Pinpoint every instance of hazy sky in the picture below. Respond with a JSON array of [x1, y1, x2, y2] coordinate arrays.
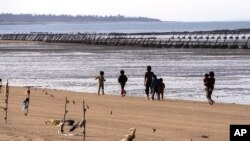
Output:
[[0, 0, 250, 21]]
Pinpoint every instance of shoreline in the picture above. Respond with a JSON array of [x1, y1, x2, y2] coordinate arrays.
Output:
[[1, 40, 250, 105], [1, 86, 250, 141], [6, 83, 250, 106]]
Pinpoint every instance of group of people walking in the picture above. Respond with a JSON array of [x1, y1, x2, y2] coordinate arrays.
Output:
[[95, 70, 128, 97], [95, 65, 215, 104], [95, 65, 165, 100], [144, 66, 165, 100]]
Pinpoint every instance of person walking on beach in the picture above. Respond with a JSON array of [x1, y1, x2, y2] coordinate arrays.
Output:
[[118, 70, 128, 97], [151, 75, 159, 100], [205, 71, 215, 105], [144, 65, 154, 100], [159, 78, 165, 101], [95, 71, 106, 96]]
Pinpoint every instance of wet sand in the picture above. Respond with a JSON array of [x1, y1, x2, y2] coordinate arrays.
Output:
[[0, 86, 250, 141], [0, 40, 37, 44]]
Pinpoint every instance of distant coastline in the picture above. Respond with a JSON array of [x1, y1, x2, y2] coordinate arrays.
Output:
[[0, 13, 161, 24]]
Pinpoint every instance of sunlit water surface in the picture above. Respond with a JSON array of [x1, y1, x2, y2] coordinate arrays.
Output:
[[1, 42, 250, 104]]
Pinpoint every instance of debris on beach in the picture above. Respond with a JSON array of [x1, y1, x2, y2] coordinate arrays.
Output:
[[45, 119, 61, 126], [45, 119, 74, 126], [152, 128, 156, 133], [201, 135, 209, 138], [120, 128, 136, 141], [57, 98, 87, 139], [22, 88, 31, 116]]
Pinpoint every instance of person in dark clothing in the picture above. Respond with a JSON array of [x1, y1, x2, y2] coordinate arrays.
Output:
[[118, 70, 128, 97], [203, 73, 209, 91], [203, 73, 209, 86], [206, 71, 215, 105], [151, 75, 159, 100], [144, 66, 154, 100], [158, 78, 165, 101]]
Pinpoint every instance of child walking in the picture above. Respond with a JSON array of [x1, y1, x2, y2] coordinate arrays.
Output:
[[95, 71, 106, 96], [158, 78, 165, 101], [203, 73, 209, 91], [118, 70, 128, 97], [151, 75, 159, 100]]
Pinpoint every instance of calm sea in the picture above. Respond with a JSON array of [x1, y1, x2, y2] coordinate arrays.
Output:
[[1, 22, 250, 105], [1, 21, 250, 33], [0, 42, 250, 105]]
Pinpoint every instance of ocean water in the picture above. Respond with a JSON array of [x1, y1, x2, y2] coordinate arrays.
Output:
[[0, 42, 250, 105], [1, 21, 250, 33]]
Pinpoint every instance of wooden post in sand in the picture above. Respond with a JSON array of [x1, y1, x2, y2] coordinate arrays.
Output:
[[4, 80, 9, 124], [60, 97, 69, 133], [0, 78, 2, 93], [82, 100, 87, 141], [64, 97, 69, 121]]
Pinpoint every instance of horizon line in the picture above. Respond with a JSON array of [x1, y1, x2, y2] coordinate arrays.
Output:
[[1, 13, 250, 23]]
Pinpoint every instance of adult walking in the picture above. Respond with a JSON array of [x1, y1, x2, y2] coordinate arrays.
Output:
[[144, 66, 154, 100], [206, 71, 215, 105]]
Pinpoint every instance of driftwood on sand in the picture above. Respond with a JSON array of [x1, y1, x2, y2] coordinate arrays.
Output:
[[45, 119, 74, 126], [120, 128, 136, 141]]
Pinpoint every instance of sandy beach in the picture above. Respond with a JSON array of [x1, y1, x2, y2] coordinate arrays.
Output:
[[0, 86, 249, 141]]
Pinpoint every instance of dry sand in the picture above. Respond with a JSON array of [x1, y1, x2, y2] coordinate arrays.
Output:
[[0, 86, 250, 141]]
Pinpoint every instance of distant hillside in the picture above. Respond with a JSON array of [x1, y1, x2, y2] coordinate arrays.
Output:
[[0, 13, 161, 23]]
